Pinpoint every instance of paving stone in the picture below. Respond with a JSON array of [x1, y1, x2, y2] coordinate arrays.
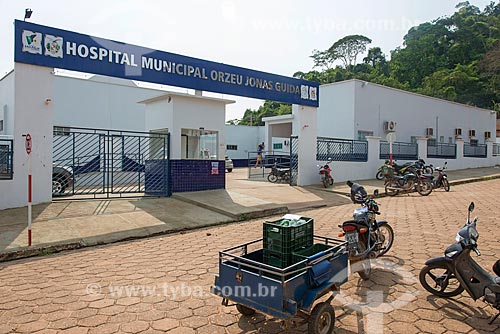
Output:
[[151, 318, 179, 331], [1, 180, 500, 334], [15, 320, 49, 333], [87, 323, 120, 334], [120, 321, 149, 333]]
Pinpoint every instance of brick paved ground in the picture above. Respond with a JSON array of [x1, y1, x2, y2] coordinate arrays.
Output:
[[0, 180, 499, 333]]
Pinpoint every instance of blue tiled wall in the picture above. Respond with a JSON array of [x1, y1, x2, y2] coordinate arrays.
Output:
[[170, 159, 225, 193]]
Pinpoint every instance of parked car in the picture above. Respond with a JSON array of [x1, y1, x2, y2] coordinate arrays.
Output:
[[52, 165, 74, 196], [225, 156, 233, 172]]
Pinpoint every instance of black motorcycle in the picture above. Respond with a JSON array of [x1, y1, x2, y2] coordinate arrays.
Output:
[[425, 161, 450, 191], [339, 182, 394, 280], [384, 169, 433, 196], [419, 202, 500, 324], [267, 162, 290, 183], [376, 160, 414, 180]]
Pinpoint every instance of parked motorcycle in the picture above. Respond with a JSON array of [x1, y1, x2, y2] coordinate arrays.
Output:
[[376, 160, 416, 180], [375, 159, 432, 180], [338, 182, 394, 280], [414, 158, 434, 175], [267, 162, 290, 183], [318, 160, 334, 188], [426, 162, 450, 191], [419, 202, 500, 324], [384, 168, 433, 196]]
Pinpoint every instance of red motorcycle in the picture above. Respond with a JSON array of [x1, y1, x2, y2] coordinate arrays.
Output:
[[318, 161, 334, 188]]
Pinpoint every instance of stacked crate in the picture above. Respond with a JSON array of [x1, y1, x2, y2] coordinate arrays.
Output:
[[263, 215, 314, 268]]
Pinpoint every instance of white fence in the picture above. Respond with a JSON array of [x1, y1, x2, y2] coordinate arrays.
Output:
[[317, 136, 500, 183]]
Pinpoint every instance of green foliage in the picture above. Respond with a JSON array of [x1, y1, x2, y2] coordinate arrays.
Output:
[[237, 1, 500, 125], [328, 35, 372, 67], [238, 101, 292, 126]]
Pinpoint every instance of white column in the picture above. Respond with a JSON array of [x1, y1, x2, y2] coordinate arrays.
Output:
[[484, 139, 494, 167], [455, 138, 464, 160], [292, 104, 317, 186], [366, 136, 381, 173], [13, 64, 54, 206], [416, 137, 428, 160]]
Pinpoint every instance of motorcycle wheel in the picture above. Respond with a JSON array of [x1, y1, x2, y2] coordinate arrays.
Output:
[[376, 224, 394, 257], [328, 176, 334, 185], [442, 178, 450, 192], [419, 263, 464, 297], [267, 174, 278, 183], [322, 176, 329, 188], [423, 166, 433, 174], [351, 259, 371, 280], [376, 171, 384, 180], [384, 180, 399, 197], [416, 180, 433, 196]]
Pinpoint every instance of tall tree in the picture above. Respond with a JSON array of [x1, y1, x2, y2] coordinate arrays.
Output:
[[328, 35, 372, 67]]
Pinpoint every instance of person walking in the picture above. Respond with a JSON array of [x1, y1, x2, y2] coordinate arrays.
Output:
[[255, 144, 263, 168]]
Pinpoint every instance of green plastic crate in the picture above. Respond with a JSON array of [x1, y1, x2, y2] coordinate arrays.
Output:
[[262, 216, 314, 268], [291, 243, 343, 263], [263, 216, 313, 253], [262, 249, 291, 268]]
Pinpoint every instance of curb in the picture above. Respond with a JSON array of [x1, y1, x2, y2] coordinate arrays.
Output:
[[172, 194, 288, 221], [2, 174, 499, 263], [0, 208, 289, 264]]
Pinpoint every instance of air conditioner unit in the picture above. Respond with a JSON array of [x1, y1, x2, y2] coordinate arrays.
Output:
[[455, 128, 462, 137], [383, 120, 397, 132], [484, 131, 491, 139], [469, 129, 476, 138], [425, 128, 434, 137]]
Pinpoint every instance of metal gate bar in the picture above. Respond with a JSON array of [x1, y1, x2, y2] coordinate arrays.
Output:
[[52, 126, 170, 200], [289, 136, 298, 186]]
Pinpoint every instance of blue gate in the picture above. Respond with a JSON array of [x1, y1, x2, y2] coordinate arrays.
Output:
[[52, 126, 170, 199]]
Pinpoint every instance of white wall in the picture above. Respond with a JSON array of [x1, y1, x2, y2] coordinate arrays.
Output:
[[0, 71, 15, 135], [173, 96, 227, 160], [318, 81, 355, 138], [225, 125, 263, 160], [53, 75, 164, 131], [144, 99, 174, 133], [0, 64, 54, 210], [353, 80, 497, 144]]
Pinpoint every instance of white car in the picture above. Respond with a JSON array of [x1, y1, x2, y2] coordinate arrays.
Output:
[[225, 156, 233, 173]]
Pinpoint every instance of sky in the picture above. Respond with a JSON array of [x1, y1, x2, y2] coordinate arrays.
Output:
[[0, 0, 496, 121]]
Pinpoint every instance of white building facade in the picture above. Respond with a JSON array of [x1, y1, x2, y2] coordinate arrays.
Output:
[[318, 79, 497, 144]]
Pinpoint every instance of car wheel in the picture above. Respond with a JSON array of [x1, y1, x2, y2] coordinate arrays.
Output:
[[52, 174, 67, 195]]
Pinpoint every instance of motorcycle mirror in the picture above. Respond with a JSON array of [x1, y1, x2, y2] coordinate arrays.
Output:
[[444, 161, 448, 165], [469, 202, 475, 213]]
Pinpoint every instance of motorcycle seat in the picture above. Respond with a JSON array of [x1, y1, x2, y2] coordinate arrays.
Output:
[[342, 219, 369, 227]]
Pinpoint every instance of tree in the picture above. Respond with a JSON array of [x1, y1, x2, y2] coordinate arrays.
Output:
[[328, 35, 372, 67], [310, 49, 336, 70], [238, 101, 292, 126], [363, 47, 386, 67]]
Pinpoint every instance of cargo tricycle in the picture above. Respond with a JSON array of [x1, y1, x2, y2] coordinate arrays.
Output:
[[211, 235, 348, 334]]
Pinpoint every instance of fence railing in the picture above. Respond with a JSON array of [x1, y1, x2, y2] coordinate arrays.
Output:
[[317, 137, 368, 162], [380, 141, 418, 160], [427, 143, 457, 159], [0, 139, 13, 180], [493, 143, 500, 156], [464, 143, 487, 158]]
